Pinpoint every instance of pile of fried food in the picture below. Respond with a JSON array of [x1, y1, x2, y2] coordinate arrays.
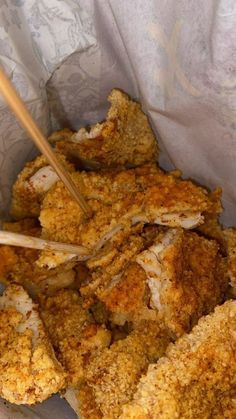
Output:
[[0, 89, 236, 419]]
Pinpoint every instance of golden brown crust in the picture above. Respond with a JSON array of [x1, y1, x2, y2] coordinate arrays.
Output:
[[121, 300, 236, 419], [85, 321, 170, 419], [40, 164, 211, 252], [83, 227, 228, 336], [0, 284, 66, 404], [197, 188, 224, 246], [55, 89, 158, 169], [48, 128, 74, 144], [76, 383, 103, 419], [40, 289, 111, 387], [10, 153, 75, 219], [1, 220, 76, 297], [153, 229, 228, 336], [224, 228, 236, 294], [0, 246, 18, 280], [101, 262, 147, 315]]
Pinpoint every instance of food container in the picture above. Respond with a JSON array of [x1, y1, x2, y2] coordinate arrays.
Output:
[[0, 1, 236, 417]]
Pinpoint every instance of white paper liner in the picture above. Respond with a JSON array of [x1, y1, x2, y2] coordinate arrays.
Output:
[[1, 0, 236, 417]]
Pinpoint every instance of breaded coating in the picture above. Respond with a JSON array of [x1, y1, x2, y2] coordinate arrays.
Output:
[[224, 228, 236, 294], [80, 226, 160, 314], [55, 89, 158, 169], [135, 228, 228, 336], [48, 128, 74, 144], [40, 164, 211, 258], [0, 284, 65, 404], [121, 300, 236, 419], [82, 227, 227, 336], [3, 218, 41, 236], [11, 153, 74, 219], [40, 289, 111, 387], [1, 220, 76, 297], [85, 321, 170, 419], [0, 246, 18, 280], [197, 188, 224, 247], [64, 384, 103, 419]]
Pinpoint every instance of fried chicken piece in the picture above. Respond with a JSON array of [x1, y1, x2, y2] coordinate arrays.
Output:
[[0, 284, 65, 404], [84, 321, 170, 419], [224, 228, 236, 295], [55, 89, 158, 170], [135, 228, 228, 336], [121, 300, 236, 419], [82, 227, 227, 336], [40, 289, 111, 388], [11, 153, 75, 219], [39, 164, 212, 269], [1, 220, 76, 297]]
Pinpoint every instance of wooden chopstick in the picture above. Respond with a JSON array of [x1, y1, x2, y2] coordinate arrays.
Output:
[[0, 67, 92, 218], [0, 231, 91, 260]]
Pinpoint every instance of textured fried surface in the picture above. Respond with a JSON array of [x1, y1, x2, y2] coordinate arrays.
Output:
[[224, 228, 236, 294], [11, 153, 74, 219], [66, 384, 103, 419], [121, 300, 236, 419], [1, 220, 76, 297], [0, 246, 18, 280], [55, 89, 158, 169], [137, 228, 228, 337], [82, 227, 227, 335], [40, 164, 211, 253], [197, 188, 224, 246], [80, 226, 160, 318], [85, 321, 170, 419], [0, 284, 65, 404], [48, 128, 74, 144], [40, 289, 111, 387]]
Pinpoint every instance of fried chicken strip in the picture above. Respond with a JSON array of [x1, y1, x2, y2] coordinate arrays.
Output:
[[55, 89, 158, 169], [0, 284, 66, 404], [121, 300, 236, 419], [10, 153, 75, 219]]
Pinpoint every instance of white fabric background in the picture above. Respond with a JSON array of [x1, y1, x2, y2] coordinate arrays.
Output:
[[0, 0, 236, 416]]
